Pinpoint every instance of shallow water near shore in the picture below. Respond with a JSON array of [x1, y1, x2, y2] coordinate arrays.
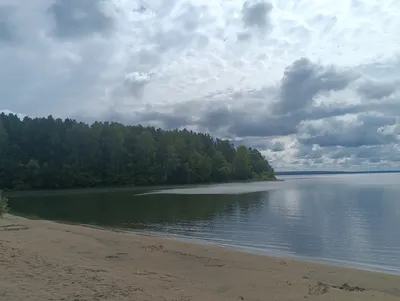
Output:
[[7, 173, 400, 274]]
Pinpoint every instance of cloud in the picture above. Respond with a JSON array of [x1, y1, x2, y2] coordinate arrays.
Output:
[[242, 1, 273, 29], [1, 0, 400, 170], [122, 72, 152, 99], [191, 59, 365, 138], [47, 0, 114, 39], [297, 114, 399, 148], [238, 1, 273, 41], [0, 5, 17, 43], [274, 58, 357, 114], [233, 137, 286, 152], [357, 79, 398, 100], [270, 141, 285, 152], [0, 109, 25, 119], [137, 110, 194, 130], [237, 31, 252, 41]]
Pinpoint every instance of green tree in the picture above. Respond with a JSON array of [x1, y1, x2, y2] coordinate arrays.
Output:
[[25, 159, 42, 188], [0, 119, 7, 151], [211, 151, 231, 182], [233, 145, 252, 180], [0, 112, 276, 190], [189, 151, 212, 182]]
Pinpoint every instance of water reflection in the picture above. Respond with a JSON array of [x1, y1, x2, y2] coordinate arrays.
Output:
[[7, 174, 400, 274], [262, 182, 400, 273], [9, 192, 238, 227]]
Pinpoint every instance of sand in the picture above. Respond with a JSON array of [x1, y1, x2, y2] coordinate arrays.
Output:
[[1, 215, 399, 301]]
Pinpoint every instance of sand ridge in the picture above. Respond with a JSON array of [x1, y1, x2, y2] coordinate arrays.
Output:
[[1, 215, 399, 301]]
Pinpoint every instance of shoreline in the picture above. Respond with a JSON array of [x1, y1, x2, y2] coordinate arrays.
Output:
[[3, 178, 280, 197], [1, 215, 400, 301], [131, 230, 400, 276]]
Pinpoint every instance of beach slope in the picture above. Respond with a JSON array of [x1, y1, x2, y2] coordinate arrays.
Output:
[[1, 215, 399, 301]]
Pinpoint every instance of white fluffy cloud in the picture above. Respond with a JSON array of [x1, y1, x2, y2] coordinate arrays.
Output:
[[1, 0, 400, 170]]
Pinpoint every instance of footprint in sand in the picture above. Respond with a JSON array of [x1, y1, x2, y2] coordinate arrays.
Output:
[[333, 283, 366, 292], [144, 244, 167, 253], [0, 224, 29, 231], [105, 255, 120, 259], [308, 281, 329, 295]]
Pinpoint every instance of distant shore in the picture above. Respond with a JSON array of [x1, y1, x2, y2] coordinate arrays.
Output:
[[276, 170, 400, 175], [1, 214, 399, 301]]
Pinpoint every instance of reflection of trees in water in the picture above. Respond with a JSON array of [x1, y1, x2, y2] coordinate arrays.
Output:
[[238, 191, 267, 214], [8, 190, 268, 228]]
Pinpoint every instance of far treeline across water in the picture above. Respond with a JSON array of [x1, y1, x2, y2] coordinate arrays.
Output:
[[0, 113, 276, 190]]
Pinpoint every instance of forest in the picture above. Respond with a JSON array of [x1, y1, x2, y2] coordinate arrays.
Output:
[[0, 113, 275, 190]]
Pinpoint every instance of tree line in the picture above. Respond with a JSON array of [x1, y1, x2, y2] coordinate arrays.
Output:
[[0, 113, 275, 190]]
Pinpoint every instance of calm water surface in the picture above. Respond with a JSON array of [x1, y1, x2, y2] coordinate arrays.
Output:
[[7, 174, 400, 274]]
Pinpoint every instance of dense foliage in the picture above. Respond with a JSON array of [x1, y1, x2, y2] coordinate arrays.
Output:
[[0, 113, 275, 190]]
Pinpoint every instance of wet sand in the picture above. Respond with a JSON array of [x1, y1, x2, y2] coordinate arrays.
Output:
[[1, 214, 399, 301]]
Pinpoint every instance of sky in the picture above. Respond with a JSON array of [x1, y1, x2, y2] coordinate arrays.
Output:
[[1, 0, 400, 171]]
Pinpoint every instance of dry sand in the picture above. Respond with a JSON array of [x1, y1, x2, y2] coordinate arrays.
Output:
[[1, 215, 399, 301]]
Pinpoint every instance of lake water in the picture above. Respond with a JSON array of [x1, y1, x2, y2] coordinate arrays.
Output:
[[7, 173, 400, 274]]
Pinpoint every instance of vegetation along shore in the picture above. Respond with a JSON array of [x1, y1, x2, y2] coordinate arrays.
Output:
[[0, 113, 275, 191]]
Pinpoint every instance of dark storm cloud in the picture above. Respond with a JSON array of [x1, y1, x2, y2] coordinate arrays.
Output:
[[242, 1, 273, 29], [47, 0, 113, 39], [274, 58, 357, 114]]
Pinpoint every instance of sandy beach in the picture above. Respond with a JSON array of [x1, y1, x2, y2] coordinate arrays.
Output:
[[1, 215, 399, 301]]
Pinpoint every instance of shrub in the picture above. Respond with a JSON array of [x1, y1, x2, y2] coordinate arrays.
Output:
[[0, 196, 9, 218]]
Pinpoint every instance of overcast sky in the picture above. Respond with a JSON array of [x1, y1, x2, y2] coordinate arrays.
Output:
[[1, 0, 400, 171]]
